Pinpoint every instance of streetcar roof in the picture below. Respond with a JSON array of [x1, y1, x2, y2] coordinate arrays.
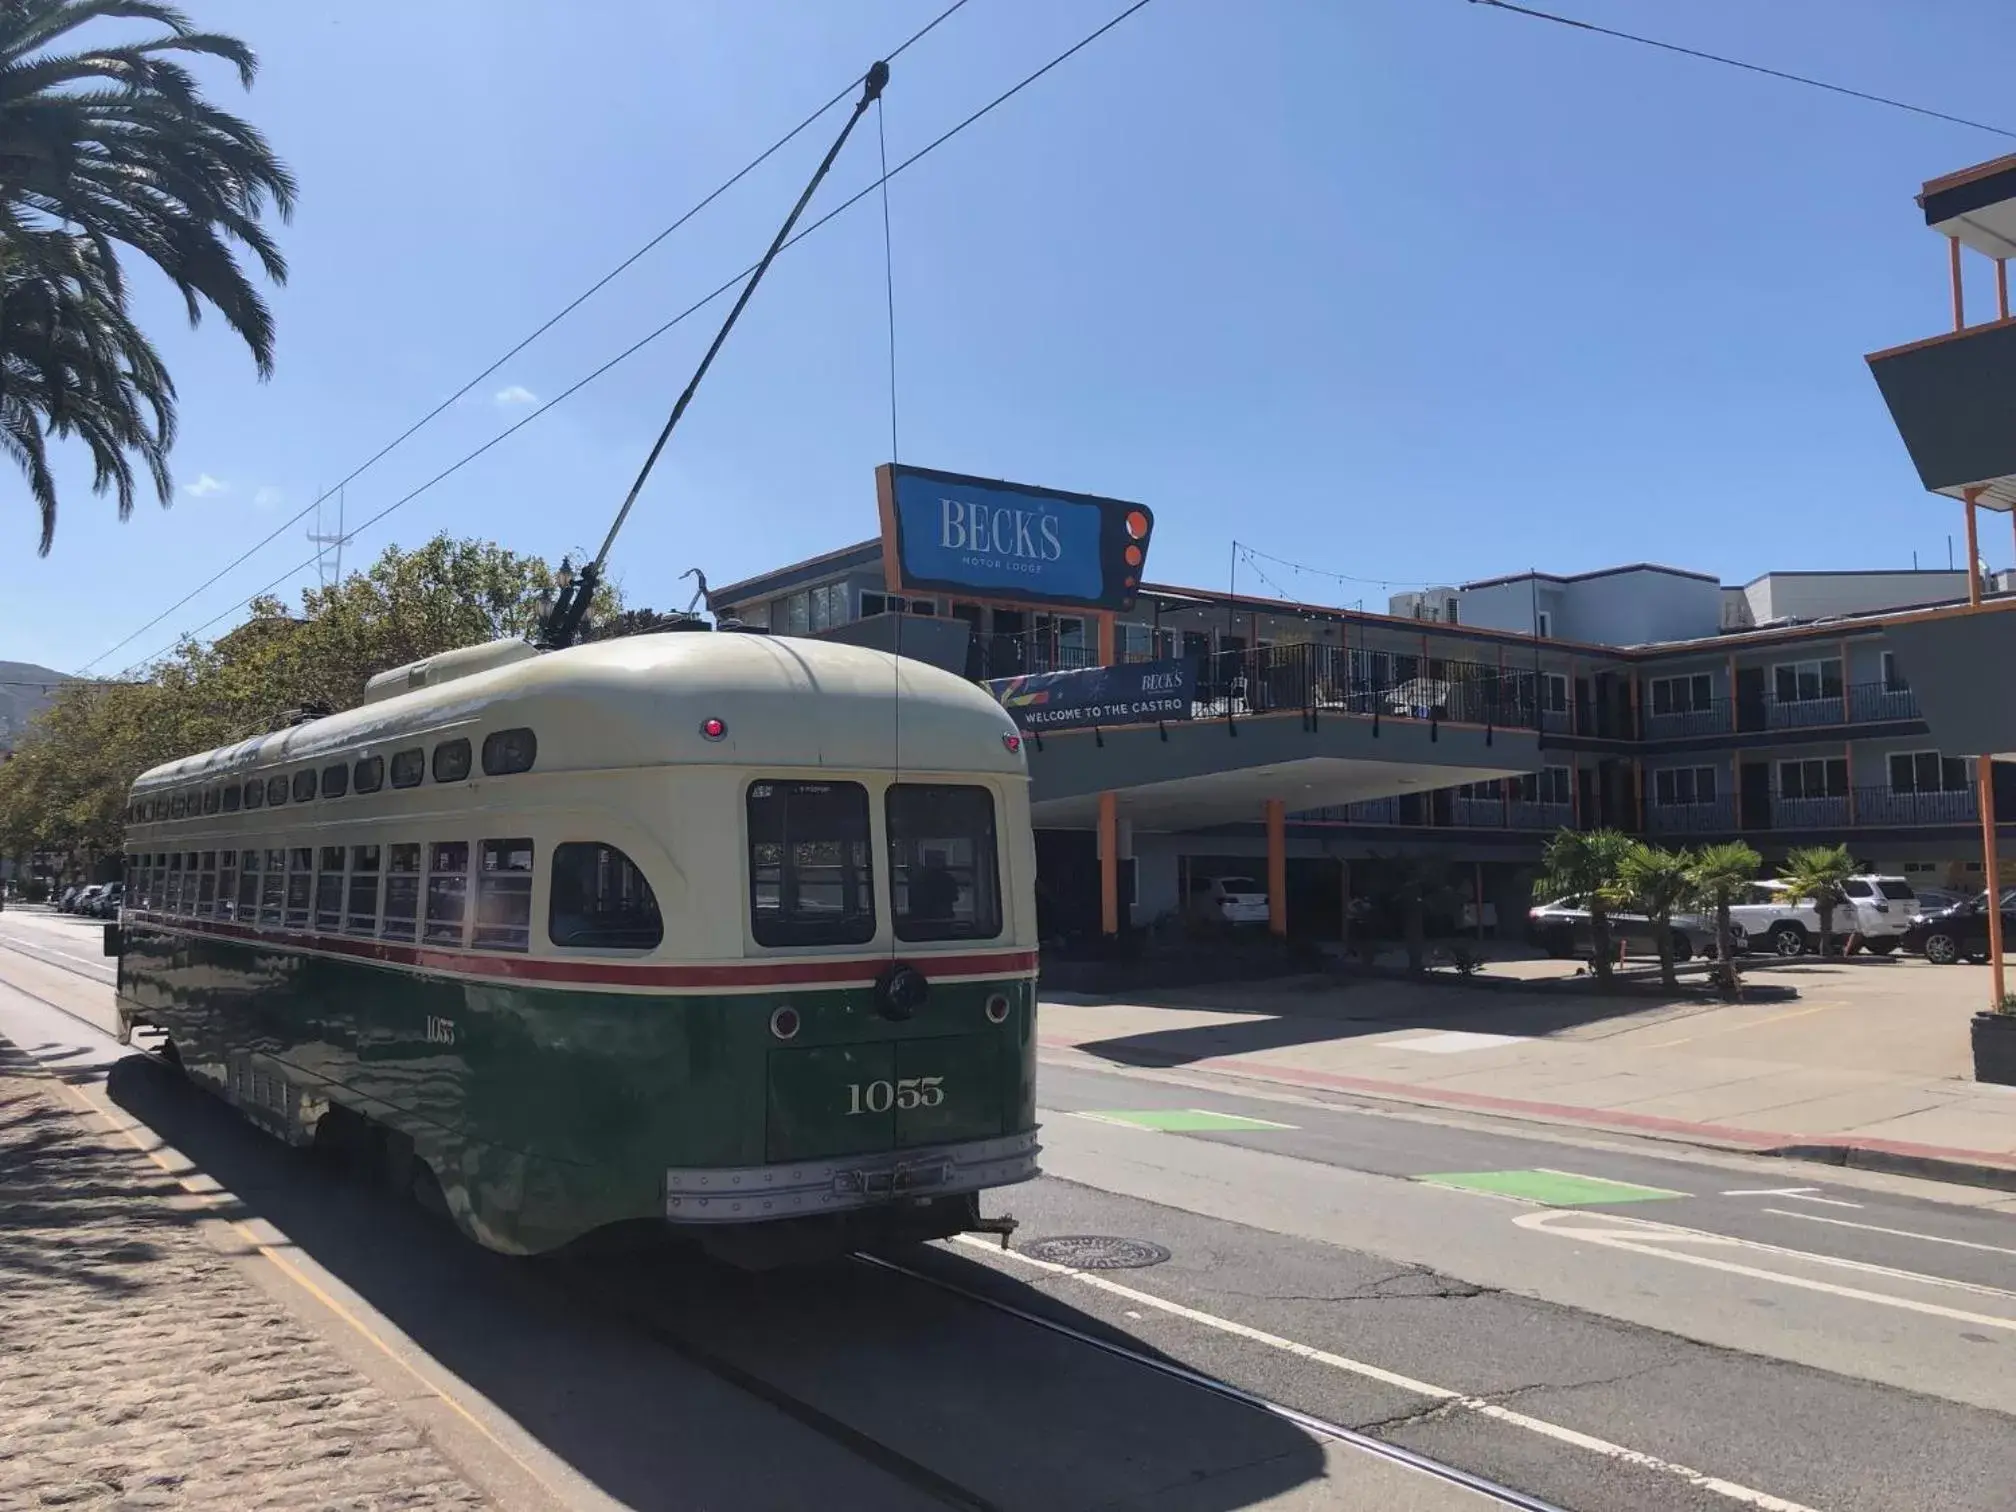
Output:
[[129, 632, 1025, 792]]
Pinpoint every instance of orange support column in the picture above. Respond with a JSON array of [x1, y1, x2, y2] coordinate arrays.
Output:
[[1981, 764, 2006, 1011], [1098, 791, 1119, 938], [1265, 798, 1287, 938], [1098, 613, 1118, 666]]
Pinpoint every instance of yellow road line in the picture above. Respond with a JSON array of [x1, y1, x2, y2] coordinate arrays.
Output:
[[1642, 1000, 1842, 1049]]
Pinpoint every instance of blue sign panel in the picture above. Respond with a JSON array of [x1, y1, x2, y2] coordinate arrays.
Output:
[[987, 658, 1196, 733], [877, 464, 1154, 612]]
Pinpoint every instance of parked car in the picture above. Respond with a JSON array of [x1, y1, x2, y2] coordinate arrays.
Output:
[[1185, 874, 1270, 926], [1723, 880, 1829, 957], [1527, 897, 1715, 962], [55, 884, 83, 912], [66, 884, 105, 915], [1902, 892, 2016, 965], [87, 882, 123, 919], [1837, 875, 1917, 953]]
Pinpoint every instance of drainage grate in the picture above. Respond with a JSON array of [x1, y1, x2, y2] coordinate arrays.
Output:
[[1021, 1235, 1171, 1270]]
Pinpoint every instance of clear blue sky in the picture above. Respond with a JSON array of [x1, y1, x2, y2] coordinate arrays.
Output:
[[10, 0, 2016, 675]]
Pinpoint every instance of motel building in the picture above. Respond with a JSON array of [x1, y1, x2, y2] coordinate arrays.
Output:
[[704, 464, 2016, 952]]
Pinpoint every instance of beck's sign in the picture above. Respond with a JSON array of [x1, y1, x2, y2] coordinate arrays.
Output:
[[987, 658, 1197, 733], [876, 463, 1154, 612]]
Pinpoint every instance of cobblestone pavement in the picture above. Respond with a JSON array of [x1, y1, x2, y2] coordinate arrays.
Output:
[[0, 1060, 490, 1511]]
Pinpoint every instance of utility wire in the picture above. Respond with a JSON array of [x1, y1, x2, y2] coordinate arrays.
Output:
[[1470, 0, 2016, 140], [1236, 541, 1440, 593], [116, 0, 1160, 676], [80, 0, 976, 676]]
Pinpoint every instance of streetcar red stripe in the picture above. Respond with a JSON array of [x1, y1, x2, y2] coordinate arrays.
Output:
[[122, 911, 1035, 989]]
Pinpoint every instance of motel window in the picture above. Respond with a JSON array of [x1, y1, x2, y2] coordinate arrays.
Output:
[[781, 591, 810, 635], [354, 755, 385, 794], [1888, 751, 1972, 794], [1649, 673, 1713, 717], [1540, 673, 1569, 714], [481, 728, 537, 777], [549, 843, 663, 950], [258, 848, 286, 925], [382, 844, 421, 941], [315, 846, 346, 931], [1779, 758, 1848, 800], [217, 850, 238, 921], [222, 783, 241, 814], [292, 769, 317, 804], [1654, 767, 1718, 807], [473, 838, 535, 951], [424, 841, 470, 945], [887, 784, 1002, 943], [203, 787, 221, 816], [284, 847, 314, 928], [244, 778, 264, 810], [322, 763, 349, 799], [747, 779, 875, 947], [236, 851, 261, 920], [1882, 651, 1908, 692], [347, 846, 381, 934], [1514, 767, 1572, 806], [1536, 610, 1553, 638], [1773, 659, 1843, 705], [432, 738, 471, 784], [266, 774, 288, 807], [390, 749, 425, 789], [197, 851, 218, 917]]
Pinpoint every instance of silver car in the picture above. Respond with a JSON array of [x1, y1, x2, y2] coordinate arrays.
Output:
[[1528, 897, 1717, 962]]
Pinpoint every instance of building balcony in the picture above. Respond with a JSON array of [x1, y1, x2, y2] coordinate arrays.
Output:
[[1765, 697, 1847, 732], [1645, 797, 1736, 835], [1772, 794, 1851, 829], [1507, 799, 1573, 830], [1848, 684, 1920, 723], [1851, 786, 1978, 826], [1642, 707, 1728, 740]]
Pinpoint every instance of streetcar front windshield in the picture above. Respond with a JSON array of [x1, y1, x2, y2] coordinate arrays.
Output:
[[888, 783, 1001, 943], [747, 780, 875, 946]]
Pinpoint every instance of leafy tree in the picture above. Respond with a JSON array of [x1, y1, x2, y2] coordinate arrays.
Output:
[[1779, 842, 1857, 958], [1687, 840, 1761, 993], [1534, 828, 1633, 984], [0, 0, 294, 553], [1617, 842, 1697, 989]]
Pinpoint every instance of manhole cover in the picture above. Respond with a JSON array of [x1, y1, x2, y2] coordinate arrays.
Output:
[[1021, 1235, 1170, 1270]]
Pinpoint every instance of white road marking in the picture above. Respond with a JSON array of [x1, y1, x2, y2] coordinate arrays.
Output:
[[1380, 1030, 1531, 1054], [1514, 1210, 2016, 1329], [1721, 1187, 1822, 1197], [0, 932, 113, 971], [953, 1236, 1821, 1512], [1529, 1166, 1691, 1199], [1759, 1208, 2016, 1259], [1780, 1193, 1863, 1209]]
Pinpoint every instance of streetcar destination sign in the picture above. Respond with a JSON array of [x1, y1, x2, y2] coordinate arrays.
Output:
[[875, 463, 1155, 613]]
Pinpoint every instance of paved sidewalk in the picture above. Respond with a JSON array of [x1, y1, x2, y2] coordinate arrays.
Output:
[[1038, 965, 2016, 1189], [0, 1056, 487, 1511]]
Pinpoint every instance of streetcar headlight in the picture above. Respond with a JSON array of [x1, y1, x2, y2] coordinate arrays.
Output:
[[985, 993, 1011, 1024], [769, 1005, 801, 1041]]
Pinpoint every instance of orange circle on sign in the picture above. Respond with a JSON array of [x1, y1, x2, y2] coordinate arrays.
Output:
[[1124, 545, 1143, 566], [1125, 510, 1149, 539]]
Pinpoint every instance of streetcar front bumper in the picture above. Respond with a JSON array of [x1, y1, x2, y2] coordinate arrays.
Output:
[[663, 1128, 1040, 1224]]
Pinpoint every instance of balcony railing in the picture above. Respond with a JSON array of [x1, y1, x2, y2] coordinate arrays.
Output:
[[1645, 797, 1736, 835], [1642, 707, 1728, 740], [1599, 681, 1927, 742], [1773, 794, 1850, 829], [1847, 786, 1978, 826]]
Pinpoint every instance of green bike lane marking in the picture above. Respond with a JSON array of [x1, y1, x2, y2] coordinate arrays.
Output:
[[1074, 1108, 1298, 1132], [1418, 1168, 1689, 1206]]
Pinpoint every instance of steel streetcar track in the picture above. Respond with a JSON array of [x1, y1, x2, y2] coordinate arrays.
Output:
[[857, 1252, 1570, 1512]]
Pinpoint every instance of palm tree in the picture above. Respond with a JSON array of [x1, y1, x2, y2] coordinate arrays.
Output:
[[1779, 843, 1856, 958], [1617, 842, 1697, 989], [1688, 840, 1760, 993], [1535, 828, 1633, 985], [0, 0, 293, 553]]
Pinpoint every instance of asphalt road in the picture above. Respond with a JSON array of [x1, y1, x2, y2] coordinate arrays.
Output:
[[5, 905, 2014, 1512]]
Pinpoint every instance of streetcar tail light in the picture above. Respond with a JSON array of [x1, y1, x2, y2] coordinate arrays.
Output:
[[701, 717, 727, 741], [1002, 734, 1021, 754]]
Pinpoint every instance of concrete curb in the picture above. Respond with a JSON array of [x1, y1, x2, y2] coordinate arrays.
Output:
[[1763, 1142, 2016, 1195]]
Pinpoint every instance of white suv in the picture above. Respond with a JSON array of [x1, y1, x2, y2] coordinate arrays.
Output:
[[1728, 877, 1914, 957], [1838, 875, 1916, 954]]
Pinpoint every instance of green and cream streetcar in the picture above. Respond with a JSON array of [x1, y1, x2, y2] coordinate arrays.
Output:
[[112, 630, 1040, 1260]]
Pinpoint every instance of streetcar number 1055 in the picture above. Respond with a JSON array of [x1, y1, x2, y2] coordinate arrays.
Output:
[[846, 1076, 944, 1114]]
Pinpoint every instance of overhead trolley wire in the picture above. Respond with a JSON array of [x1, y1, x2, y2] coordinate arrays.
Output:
[[114, 0, 1161, 677], [1470, 0, 2016, 140], [80, 0, 977, 676]]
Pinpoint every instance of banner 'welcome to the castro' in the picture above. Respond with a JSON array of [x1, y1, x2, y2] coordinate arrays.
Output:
[[874, 463, 1154, 613], [987, 658, 1197, 733]]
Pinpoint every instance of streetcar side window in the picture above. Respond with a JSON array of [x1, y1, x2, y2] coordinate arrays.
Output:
[[197, 851, 218, 918], [171, 793, 186, 820], [244, 778, 265, 810], [236, 850, 262, 921], [354, 755, 385, 794], [167, 852, 185, 912], [481, 728, 537, 777], [390, 749, 424, 789], [424, 841, 471, 945], [432, 738, 472, 784], [347, 845, 381, 934], [473, 838, 535, 951], [258, 848, 286, 925], [266, 774, 288, 807], [203, 787, 221, 816], [382, 844, 421, 941], [284, 848, 313, 928], [292, 769, 317, 804], [549, 843, 662, 950], [218, 850, 238, 921], [887, 784, 1002, 943], [222, 783, 242, 814], [322, 763, 349, 800], [746, 780, 876, 947], [315, 846, 346, 931]]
